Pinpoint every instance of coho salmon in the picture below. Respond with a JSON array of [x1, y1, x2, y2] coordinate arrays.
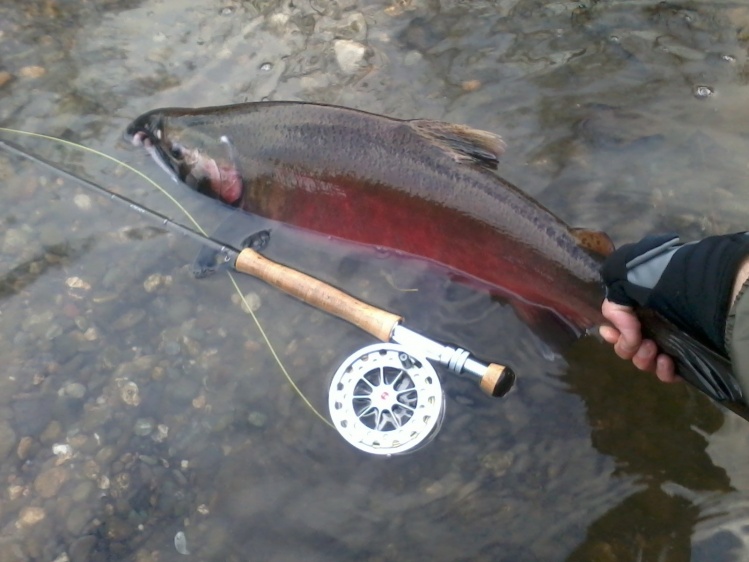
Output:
[[126, 102, 613, 331], [126, 102, 748, 416]]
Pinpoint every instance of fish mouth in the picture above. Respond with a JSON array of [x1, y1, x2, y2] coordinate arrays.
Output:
[[126, 110, 244, 205], [126, 116, 183, 184]]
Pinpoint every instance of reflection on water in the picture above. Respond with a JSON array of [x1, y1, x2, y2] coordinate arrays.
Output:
[[1, 0, 749, 560]]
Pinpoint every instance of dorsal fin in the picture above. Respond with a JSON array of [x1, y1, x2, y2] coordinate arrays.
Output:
[[570, 228, 615, 257], [408, 119, 506, 170]]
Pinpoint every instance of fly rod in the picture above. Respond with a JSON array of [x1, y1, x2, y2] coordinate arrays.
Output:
[[0, 139, 515, 454]]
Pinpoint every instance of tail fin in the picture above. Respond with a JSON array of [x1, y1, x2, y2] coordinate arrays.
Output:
[[640, 310, 749, 421]]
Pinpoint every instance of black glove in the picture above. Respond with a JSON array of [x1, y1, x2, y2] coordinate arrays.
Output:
[[601, 232, 749, 355]]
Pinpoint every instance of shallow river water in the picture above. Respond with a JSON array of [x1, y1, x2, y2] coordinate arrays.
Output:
[[1, 1, 749, 561]]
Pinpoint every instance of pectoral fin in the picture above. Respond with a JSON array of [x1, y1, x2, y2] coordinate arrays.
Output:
[[408, 120, 506, 170], [571, 228, 615, 257], [192, 210, 271, 278]]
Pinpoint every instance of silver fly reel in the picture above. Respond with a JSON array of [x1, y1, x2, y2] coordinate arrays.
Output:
[[328, 343, 445, 455]]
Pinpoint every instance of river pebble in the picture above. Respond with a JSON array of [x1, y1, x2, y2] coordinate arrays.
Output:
[[18, 66, 46, 79], [65, 509, 91, 537], [247, 411, 268, 428], [52, 443, 73, 463], [40, 420, 62, 444], [68, 536, 96, 562], [17, 506, 46, 528], [0, 71, 12, 88], [34, 466, 69, 498], [315, 11, 367, 41], [119, 381, 141, 407], [16, 436, 34, 460], [143, 273, 172, 293], [0, 420, 17, 461], [62, 382, 86, 399], [0, 539, 28, 562], [480, 450, 515, 478], [111, 309, 146, 331], [174, 531, 190, 555], [333, 39, 368, 73], [133, 418, 154, 437], [239, 291, 262, 313], [71, 481, 94, 503], [72, 194, 92, 210], [2, 228, 29, 254]]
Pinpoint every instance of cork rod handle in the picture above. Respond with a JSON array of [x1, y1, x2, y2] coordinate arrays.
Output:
[[234, 248, 402, 341]]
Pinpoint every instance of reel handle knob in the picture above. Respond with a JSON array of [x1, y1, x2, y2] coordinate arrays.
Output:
[[235, 248, 402, 341], [479, 363, 515, 397]]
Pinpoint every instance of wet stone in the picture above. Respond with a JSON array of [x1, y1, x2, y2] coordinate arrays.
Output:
[[1, 547, 28, 562], [165, 378, 201, 404], [17, 506, 45, 528], [138, 454, 158, 466], [44, 324, 63, 341], [163, 341, 181, 357], [239, 292, 262, 313], [95, 446, 117, 466], [174, 531, 190, 555], [62, 382, 86, 399], [71, 481, 94, 503], [104, 516, 134, 542], [480, 450, 515, 478], [99, 346, 125, 371], [333, 39, 367, 73], [133, 418, 154, 437], [16, 436, 34, 460], [0, 71, 12, 88], [0, 420, 17, 461], [66, 506, 93, 536], [52, 443, 73, 462], [165, 299, 194, 323], [693, 84, 714, 99], [119, 381, 141, 407], [81, 404, 112, 432], [51, 332, 82, 364], [2, 228, 30, 254], [72, 193, 92, 211], [111, 309, 146, 331], [39, 420, 62, 445], [34, 466, 69, 498], [315, 11, 367, 41], [11, 395, 54, 435], [68, 535, 96, 562], [247, 411, 268, 428], [143, 273, 172, 293], [18, 66, 46, 79]]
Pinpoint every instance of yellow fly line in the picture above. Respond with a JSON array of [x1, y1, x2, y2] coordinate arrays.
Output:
[[0, 127, 333, 429]]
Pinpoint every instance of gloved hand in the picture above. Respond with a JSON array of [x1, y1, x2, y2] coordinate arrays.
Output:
[[601, 232, 749, 355]]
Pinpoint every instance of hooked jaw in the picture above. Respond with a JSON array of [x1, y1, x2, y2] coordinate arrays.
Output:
[[126, 111, 244, 205], [126, 115, 182, 184]]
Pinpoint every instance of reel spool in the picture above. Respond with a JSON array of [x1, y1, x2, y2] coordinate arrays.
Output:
[[328, 343, 445, 455]]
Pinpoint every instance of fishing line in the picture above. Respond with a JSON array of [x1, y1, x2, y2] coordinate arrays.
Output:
[[0, 126, 333, 429]]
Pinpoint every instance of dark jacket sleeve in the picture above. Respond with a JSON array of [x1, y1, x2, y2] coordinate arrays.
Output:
[[601, 232, 749, 354]]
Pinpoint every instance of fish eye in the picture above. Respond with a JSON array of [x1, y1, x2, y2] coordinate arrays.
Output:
[[170, 144, 185, 160]]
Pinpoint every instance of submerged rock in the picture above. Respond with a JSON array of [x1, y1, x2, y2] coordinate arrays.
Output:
[[333, 39, 368, 73], [0, 420, 17, 461]]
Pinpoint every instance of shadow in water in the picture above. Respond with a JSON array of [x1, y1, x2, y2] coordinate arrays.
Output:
[[0, 238, 94, 299], [562, 337, 733, 561]]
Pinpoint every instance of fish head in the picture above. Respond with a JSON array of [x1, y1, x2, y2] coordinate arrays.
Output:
[[126, 109, 243, 206]]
